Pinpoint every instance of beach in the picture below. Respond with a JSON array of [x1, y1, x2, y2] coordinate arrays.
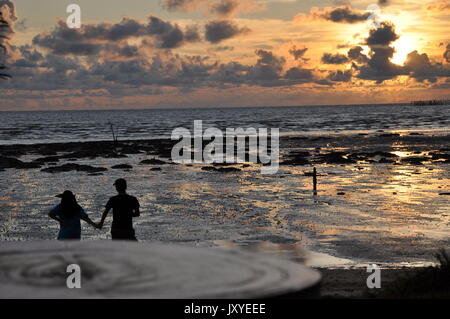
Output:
[[1, 123, 449, 265]]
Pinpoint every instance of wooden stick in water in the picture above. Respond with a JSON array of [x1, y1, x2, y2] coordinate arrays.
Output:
[[313, 167, 317, 195]]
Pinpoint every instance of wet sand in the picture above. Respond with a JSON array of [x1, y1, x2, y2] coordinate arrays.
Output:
[[318, 267, 425, 298], [0, 132, 449, 268]]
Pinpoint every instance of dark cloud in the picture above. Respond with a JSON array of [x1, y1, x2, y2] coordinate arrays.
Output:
[[321, 52, 349, 64], [354, 22, 405, 82], [160, 0, 200, 12], [347, 46, 368, 64], [32, 16, 201, 56], [0, 0, 17, 23], [247, 49, 285, 82], [295, 6, 371, 24], [204, 20, 250, 44], [404, 50, 450, 82], [211, 0, 240, 17], [327, 69, 353, 82], [160, 0, 261, 17], [147, 16, 194, 48], [358, 46, 406, 82], [444, 44, 450, 63], [366, 21, 399, 46], [285, 67, 313, 82], [326, 6, 371, 23], [289, 46, 308, 60]]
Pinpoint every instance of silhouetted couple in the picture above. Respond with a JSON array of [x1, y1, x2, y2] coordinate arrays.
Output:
[[48, 178, 140, 241]]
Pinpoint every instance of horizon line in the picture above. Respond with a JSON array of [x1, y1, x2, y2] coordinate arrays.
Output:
[[0, 101, 434, 113]]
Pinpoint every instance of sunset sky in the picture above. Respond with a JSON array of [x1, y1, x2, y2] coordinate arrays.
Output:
[[0, 0, 449, 110]]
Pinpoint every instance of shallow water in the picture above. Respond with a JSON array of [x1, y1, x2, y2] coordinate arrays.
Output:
[[0, 105, 449, 267], [0, 135, 448, 268]]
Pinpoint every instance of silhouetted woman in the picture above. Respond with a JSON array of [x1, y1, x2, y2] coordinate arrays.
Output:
[[48, 190, 98, 240]]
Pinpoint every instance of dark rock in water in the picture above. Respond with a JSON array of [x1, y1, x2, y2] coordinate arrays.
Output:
[[217, 167, 241, 173], [281, 158, 310, 166], [378, 158, 395, 164], [42, 164, 108, 174], [117, 146, 142, 155], [281, 152, 310, 166], [0, 157, 41, 170], [289, 151, 310, 157], [337, 192, 346, 196], [151, 167, 162, 171], [374, 151, 398, 158], [409, 132, 423, 136], [288, 136, 308, 141], [111, 164, 133, 170], [33, 156, 60, 163], [88, 173, 104, 176], [319, 152, 356, 164], [61, 150, 126, 160], [201, 166, 241, 173], [379, 133, 400, 137], [0, 156, 24, 169], [439, 193, 450, 196], [429, 152, 450, 161], [401, 157, 427, 165], [16, 162, 43, 169], [242, 164, 251, 168], [140, 159, 167, 165], [212, 163, 237, 167]]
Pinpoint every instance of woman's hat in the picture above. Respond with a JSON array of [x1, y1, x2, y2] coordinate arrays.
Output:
[[56, 190, 76, 199]]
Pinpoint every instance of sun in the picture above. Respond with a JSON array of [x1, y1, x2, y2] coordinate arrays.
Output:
[[391, 37, 417, 65]]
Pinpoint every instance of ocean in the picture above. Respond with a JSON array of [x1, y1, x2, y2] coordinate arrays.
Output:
[[0, 103, 449, 144]]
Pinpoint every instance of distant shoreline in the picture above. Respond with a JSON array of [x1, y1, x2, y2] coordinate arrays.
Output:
[[1, 101, 449, 113]]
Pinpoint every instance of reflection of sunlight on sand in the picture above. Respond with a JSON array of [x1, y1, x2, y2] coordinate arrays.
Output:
[[214, 239, 353, 267]]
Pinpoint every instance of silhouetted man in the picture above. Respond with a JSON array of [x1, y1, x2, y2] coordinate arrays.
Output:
[[98, 178, 140, 241]]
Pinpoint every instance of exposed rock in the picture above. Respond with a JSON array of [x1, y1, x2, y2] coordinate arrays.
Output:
[[318, 152, 356, 164], [281, 158, 310, 166], [201, 166, 241, 173], [0, 156, 23, 169], [429, 152, 450, 161], [378, 158, 395, 164], [16, 162, 42, 169], [33, 156, 60, 163], [401, 157, 427, 165], [111, 164, 133, 170], [140, 159, 167, 165], [42, 164, 108, 174], [217, 167, 242, 173]]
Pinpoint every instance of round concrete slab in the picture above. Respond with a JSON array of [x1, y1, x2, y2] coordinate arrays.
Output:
[[0, 241, 321, 299]]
